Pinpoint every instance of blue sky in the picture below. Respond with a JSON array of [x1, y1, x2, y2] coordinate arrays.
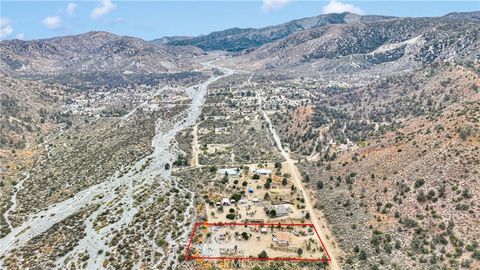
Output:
[[1, 0, 479, 40]]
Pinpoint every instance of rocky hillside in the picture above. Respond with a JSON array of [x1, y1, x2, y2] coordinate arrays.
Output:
[[0, 31, 204, 88], [166, 12, 394, 51], [443, 11, 480, 21], [0, 75, 66, 151], [300, 96, 480, 269], [266, 59, 480, 269], [230, 14, 479, 75], [271, 62, 480, 155]]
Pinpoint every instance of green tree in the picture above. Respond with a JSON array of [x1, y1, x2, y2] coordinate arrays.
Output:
[[358, 250, 367, 260], [230, 193, 242, 202], [264, 181, 271, 189], [317, 181, 324, 190], [417, 190, 427, 202], [258, 250, 268, 259]]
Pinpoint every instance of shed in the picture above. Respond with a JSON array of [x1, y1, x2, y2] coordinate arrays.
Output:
[[219, 168, 240, 177], [222, 198, 230, 206], [274, 232, 291, 246], [255, 169, 272, 175]]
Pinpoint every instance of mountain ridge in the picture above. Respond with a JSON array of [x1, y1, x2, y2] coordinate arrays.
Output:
[[226, 14, 480, 75], [0, 31, 205, 88], [164, 12, 397, 51], [162, 11, 479, 52]]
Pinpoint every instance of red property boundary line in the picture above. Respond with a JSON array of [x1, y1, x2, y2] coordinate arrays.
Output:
[[184, 222, 331, 263]]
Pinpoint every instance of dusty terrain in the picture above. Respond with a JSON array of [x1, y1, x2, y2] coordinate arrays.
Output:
[[1, 11, 479, 270]]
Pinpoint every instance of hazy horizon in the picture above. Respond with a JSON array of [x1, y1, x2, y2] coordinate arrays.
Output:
[[1, 0, 479, 41]]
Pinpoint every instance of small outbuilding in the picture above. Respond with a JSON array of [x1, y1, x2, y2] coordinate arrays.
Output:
[[274, 232, 291, 246], [219, 168, 240, 177], [222, 198, 231, 206], [255, 169, 272, 175]]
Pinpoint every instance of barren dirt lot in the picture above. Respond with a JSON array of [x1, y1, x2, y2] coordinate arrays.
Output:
[[189, 224, 328, 261]]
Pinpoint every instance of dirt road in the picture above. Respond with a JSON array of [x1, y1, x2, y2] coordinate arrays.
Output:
[[261, 106, 342, 270], [0, 61, 234, 270]]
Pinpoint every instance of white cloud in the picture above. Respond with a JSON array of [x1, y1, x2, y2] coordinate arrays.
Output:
[[1, 17, 13, 38], [322, 0, 364, 15], [42, 16, 61, 29], [16, 33, 25, 40], [262, 0, 292, 13], [90, 0, 116, 19], [67, 3, 78, 15]]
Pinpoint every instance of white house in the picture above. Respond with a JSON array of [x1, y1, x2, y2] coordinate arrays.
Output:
[[222, 198, 230, 206], [219, 168, 240, 177], [255, 169, 272, 175]]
